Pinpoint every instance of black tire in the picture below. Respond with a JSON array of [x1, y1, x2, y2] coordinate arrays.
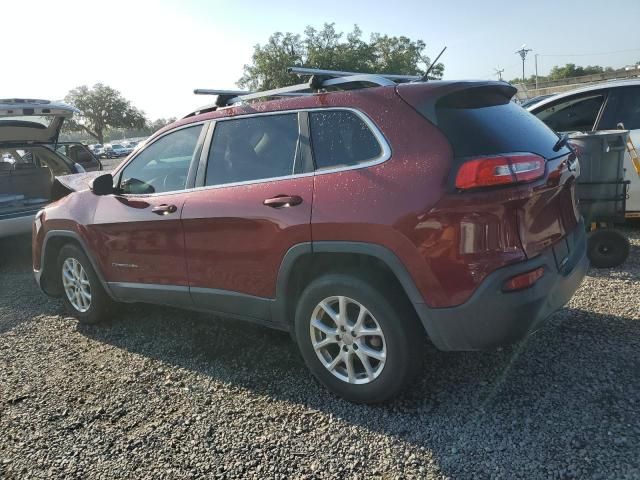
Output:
[[294, 273, 424, 403], [587, 229, 630, 268], [57, 244, 114, 324]]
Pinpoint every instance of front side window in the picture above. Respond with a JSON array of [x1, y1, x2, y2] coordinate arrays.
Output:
[[205, 114, 299, 186], [120, 125, 202, 194], [534, 94, 605, 132], [309, 110, 382, 170]]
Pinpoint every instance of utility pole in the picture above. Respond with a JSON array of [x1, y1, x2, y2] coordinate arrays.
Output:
[[515, 44, 532, 83], [534, 54, 539, 89], [494, 68, 504, 81]]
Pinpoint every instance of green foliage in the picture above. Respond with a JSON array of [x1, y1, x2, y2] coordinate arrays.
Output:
[[510, 63, 617, 84], [547, 63, 612, 80], [239, 23, 444, 91], [147, 117, 177, 133], [64, 84, 146, 144]]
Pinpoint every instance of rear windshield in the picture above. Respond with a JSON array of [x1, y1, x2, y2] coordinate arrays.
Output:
[[436, 97, 567, 159]]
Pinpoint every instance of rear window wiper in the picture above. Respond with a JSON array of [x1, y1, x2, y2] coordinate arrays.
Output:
[[553, 132, 569, 152]]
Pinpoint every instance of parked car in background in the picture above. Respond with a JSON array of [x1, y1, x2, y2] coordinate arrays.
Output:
[[55, 142, 103, 172], [33, 76, 587, 402], [90, 143, 104, 156], [103, 143, 130, 158], [0, 99, 87, 239], [528, 79, 640, 217]]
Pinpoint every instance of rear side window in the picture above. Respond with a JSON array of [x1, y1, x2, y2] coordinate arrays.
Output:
[[598, 87, 640, 130], [436, 95, 565, 159], [534, 94, 605, 132], [205, 114, 299, 186], [309, 111, 382, 170]]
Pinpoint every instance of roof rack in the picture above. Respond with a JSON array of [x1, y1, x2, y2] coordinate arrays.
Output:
[[189, 66, 423, 114], [287, 66, 421, 82]]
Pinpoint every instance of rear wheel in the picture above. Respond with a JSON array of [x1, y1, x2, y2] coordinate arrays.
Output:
[[587, 228, 630, 268], [57, 244, 114, 324], [294, 273, 423, 403]]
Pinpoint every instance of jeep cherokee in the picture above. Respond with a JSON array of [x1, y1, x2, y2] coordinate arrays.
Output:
[[33, 76, 588, 402]]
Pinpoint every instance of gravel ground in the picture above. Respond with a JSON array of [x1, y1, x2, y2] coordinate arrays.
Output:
[[1, 228, 639, 479]]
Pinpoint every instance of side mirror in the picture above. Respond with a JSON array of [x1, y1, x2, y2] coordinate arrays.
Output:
[[90, 173, 114, 196]]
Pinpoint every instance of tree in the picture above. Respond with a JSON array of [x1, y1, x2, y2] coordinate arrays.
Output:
[[509, 63, 618, 85], [64, 84, 146, 144], [238, 23, 444, 91], [147, 117, 177, 133]]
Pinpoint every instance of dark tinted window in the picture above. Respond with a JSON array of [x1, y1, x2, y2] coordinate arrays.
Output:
[[309, 111, 382, 170], [533, 94, 604, 132], [120, 125, 202, 194], [437, 99, 565, 159], [205, 114, 299, 186], [598, 87, 640, 130]]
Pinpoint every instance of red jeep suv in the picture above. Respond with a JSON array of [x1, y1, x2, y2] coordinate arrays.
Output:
[[33, 74, 588, 402]]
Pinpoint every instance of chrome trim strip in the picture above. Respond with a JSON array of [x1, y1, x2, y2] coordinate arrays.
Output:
[[117, 107, 391, 197]]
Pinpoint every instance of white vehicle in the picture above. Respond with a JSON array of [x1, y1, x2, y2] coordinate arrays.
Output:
[[0, 99, 87, 238], [528, 80, 640, 217]]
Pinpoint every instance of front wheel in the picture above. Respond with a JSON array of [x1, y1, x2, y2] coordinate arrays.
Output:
[[57, 244, 114, 324], [294, 273, 424, 403]]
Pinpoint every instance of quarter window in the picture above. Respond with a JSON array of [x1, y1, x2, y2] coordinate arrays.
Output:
[[120, 125, 202, 194], [534, 94, 605, 132], [309, 111, 382, 170], [205, 114, 299, 186]]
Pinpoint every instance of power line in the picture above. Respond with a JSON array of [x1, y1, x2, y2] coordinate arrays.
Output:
[[538, 48, 640, 58]]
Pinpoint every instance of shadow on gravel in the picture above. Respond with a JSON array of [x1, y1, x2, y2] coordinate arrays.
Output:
[[76, 301, 640, 478]]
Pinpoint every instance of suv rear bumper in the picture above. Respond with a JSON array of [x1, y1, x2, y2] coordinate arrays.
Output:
[[416, 221, 588, 351]]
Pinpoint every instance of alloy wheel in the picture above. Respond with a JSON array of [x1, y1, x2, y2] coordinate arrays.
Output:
[[62, 258, 92, 313], [309, 296, 387, 384]]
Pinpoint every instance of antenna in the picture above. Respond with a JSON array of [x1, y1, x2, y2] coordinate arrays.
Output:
[[494, 67, 504, 81], [421, 46, 447, 81]]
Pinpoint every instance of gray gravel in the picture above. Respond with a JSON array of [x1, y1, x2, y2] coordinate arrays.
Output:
[[1, 228, 639, 479]]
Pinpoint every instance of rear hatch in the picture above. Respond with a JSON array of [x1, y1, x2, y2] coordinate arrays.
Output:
[[398, 82, 580, 259], [0, 99, 78, 145]]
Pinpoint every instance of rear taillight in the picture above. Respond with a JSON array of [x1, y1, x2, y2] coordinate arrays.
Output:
[[455, 153, 545, 190], [503, 267, 545, 292]]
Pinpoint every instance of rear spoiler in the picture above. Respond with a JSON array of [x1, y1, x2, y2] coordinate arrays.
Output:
[[396, 81, 517, 125]]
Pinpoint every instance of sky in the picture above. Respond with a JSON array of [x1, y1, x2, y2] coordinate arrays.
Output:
[[3, 0, 640, 119]]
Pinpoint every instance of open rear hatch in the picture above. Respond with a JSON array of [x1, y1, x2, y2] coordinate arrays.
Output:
[[1, 99, 80, 220], [398, 81, 581, 260], [0, 99, 78, 145]]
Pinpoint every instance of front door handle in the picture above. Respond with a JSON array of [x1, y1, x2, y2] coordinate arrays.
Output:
[[151, 204, 178, 215], [263, 195, 303, 208]]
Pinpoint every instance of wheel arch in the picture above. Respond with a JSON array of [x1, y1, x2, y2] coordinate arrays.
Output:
[[272, 242, 426, 328], [38, 230, 114, 299]]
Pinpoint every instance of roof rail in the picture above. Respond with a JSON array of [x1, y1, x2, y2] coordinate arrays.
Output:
[[287, 66, 421, 82], [189, 65, 423, 114]]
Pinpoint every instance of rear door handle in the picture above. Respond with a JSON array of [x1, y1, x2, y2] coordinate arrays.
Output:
[[151, 204, 178, 215], [263, 195, 303, 208]]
